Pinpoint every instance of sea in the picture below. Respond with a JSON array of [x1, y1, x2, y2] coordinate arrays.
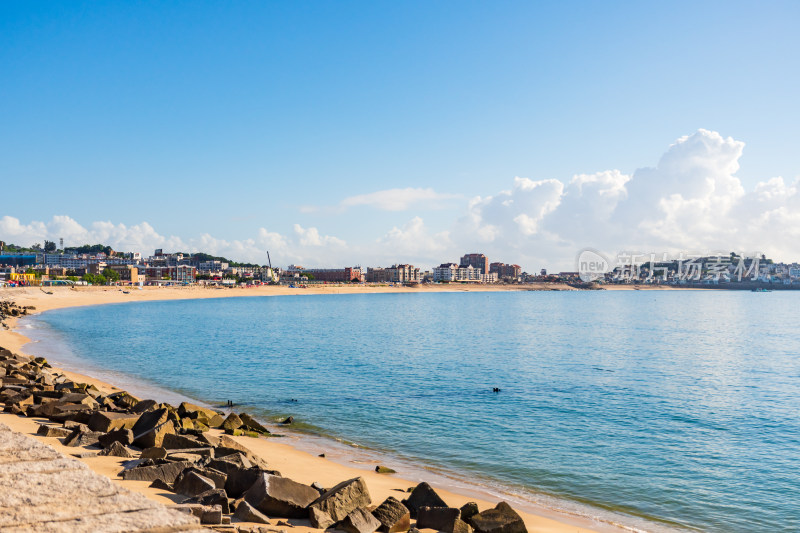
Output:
[[16, 290, 800, 533]]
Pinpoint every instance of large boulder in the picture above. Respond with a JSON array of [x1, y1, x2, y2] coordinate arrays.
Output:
[[63, 429, 103, 447], [337, 508, 381, 533], [222, 413, 244, 432], [98, 428, 134, 448], [120, 460, 195, 484], [184, 488, 231, 514], [131, 407, 174, 448], [240, 413, 271, 435], [469, 502, 526, 533], [234, 500, 271, 524], [224, 466, 264, 498], [175, 470, 216, 497], [372, 496, 410, 533], [460, 502, 479, 524], [243, 473, 319, 518], [310, 507, 335, 529], [35, 424, 72, 438], [87, 411, 139, 432], [163, 432, 205, 449], [417, 507, 467, 533], [98, 441, 134, 458], [310, 477, 372, 523], [401, 482, 447, 518]]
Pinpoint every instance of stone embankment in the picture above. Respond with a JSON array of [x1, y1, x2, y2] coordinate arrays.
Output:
[[0, 342, 528, 533]]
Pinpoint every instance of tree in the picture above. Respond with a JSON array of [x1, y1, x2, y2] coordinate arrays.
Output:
[[102, 268, 120, 282], [44, 240, 57, 253], [302, 272, 315, 280], [82, 273, 107, 285]]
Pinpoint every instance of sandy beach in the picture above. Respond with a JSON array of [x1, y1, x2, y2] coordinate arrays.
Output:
[[0, 284, 641, 533]]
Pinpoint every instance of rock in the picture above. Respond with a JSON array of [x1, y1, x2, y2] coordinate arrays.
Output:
[[244, 473, 320, 518], [201, 504, 223, 524], [222, 413, 244, 432], [281, 416, 293, 425], [120, 460, 195, 484], [310, 477, 372, 523], [240, 413, 271, 434], [168, 452, 205, 463], [63, 429, 104, 448], [460, 503, 479, 524], [178, 401, 219, 420], [98, 441, 134, 458], [150, 478, 174, 491], [416, 507, 461, 532], [36, 424, 72, 438], [372, 497, 410, 533], [337, 508, 381, 533], [163, 432, 205, 449], [131, 398, 159, 414], [98, 428, 135, 448], [234, 500, 271, 524], [131, 407, 175, 448], [469, 502, 526, 533], [209, 453, 252, 472], [185, 487, 231, 514], [225, 466, 265, 498], [311, 482, 327, 495], [310, 507, 335, 529], [141, 446, 168, 459], [401, 483, 447, 518], [175, 469, 217, 497], [375, 466, 396, 474], [87, 411, 139, 432]]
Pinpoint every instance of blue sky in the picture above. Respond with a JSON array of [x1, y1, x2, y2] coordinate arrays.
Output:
[[3, 2, 800, 270]]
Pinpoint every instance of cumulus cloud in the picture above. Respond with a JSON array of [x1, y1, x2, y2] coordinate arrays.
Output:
[[302, 187, 461, 213], [455, 129, 800, 269]]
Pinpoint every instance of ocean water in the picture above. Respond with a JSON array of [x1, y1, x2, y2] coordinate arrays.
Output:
[[19, 291, 800, 533]]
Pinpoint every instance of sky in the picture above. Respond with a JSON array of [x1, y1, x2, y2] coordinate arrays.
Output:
[[2, 1, 800, 271]]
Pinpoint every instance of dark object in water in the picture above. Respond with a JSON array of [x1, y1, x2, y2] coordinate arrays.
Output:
[[492, 387, 501, 393], [281, 416, 294, 425]]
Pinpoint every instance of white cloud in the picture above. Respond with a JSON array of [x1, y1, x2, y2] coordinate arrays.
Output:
[[302, 187, 461, 213]]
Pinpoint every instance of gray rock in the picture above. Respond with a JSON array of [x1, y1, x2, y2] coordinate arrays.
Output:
[[225, 466, 264, 498], [337, 508, 381, 533], [244, 473, 319, 518], [163, 432, 205, 449], [460, 502, 479, 525], [201, 504, 223, 524], [120, 460, 195, 484], [98, 441, 135, 458], [469, 502, 526, 533], [185, 488, 231, 514], [416, 507, 461, 533], [99, 428, 134, 448], [310, 477, 372, 523], [401, 483, 447, 518], [131, 407, 175, 448], [131, 398, 159, 414], [310, 507, 335, 529], [175, 470, 216, 497], [87, 411, 139, 432], [36, 424, 72, 438], [371, 496, 410, 533], [63, 429, 104, 448], [142, 446, 168, 459], [234, 500, 271, 524]]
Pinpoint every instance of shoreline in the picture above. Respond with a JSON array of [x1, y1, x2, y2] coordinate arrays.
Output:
[[0, 285, 672, 533]]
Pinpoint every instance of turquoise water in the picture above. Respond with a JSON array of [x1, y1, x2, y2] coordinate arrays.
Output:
[[23, 291, 800, 532]]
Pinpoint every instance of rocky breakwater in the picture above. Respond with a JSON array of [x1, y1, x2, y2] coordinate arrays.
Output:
[[0, 301, 34, 330], [1, 344, 529, 533]]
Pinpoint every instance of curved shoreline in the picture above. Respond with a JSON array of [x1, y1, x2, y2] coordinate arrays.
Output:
[[0, 285, 674, 533]]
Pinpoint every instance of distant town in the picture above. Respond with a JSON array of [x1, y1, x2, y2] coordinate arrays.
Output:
[[0, 239, 798, 289]]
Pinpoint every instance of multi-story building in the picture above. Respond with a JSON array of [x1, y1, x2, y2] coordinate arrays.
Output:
[[365, 267, 389, 283], [460, 253, 489, 274], [433, 263, 458, 282], [490, 262, 521, 280], [302, 267, 363, 283], [387, 264, 420, 283], [198, 260, 229, 272], [145, 265, 196, 284]]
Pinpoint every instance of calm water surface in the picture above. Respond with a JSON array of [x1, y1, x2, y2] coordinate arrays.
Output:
[[23, 291, 800, 533]]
